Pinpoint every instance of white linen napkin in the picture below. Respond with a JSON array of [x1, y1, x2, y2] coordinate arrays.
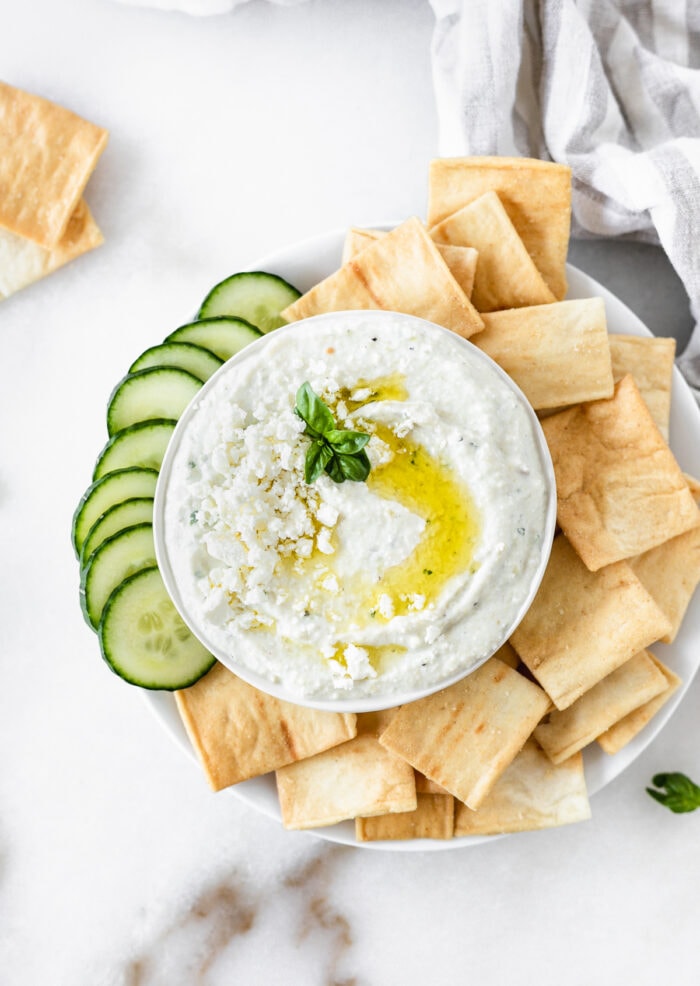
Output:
[[429, 0, 700, 399]]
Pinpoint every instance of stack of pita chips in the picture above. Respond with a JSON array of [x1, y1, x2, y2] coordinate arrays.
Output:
[[173, 156, 698, 844], [0, 82, 107, 300]]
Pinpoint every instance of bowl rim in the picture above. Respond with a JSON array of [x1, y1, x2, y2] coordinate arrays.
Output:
[[154, 309, 557, 712]]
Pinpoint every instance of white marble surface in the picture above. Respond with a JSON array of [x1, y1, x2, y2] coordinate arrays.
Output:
[[1, 1, 699, 983]]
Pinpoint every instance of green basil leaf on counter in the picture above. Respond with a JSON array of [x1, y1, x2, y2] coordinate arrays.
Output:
[[646, 772, 700, 813]]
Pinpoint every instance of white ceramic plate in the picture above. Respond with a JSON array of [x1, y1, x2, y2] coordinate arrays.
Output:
[[143, 226, 700, 850]]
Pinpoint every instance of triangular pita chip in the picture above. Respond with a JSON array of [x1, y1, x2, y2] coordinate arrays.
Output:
[[597, 655, 681, 755], [281, 217, 484, 339], [427, 156, 571, 298], [429, 191, 556, 312]]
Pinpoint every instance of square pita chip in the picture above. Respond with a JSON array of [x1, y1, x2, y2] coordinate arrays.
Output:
[[281, 216, 484, 339], [629, 516, 700, 643], [275, 733, 416, 829], [533, 651, 668, 764], [608, 334, 675, 441], [597, 655, 681, 755], [378, 657, 550, 809], [541, 374, 699, 570], [0, 199, 103, 300], [175, 662, 356, 791], [342, 226, 478, 298], [475, 298, 614, 409], [427, 157, 571, 299], [0, 82, 108, 248], [429, 191, 556, 312], [356, 793, 454, 841], [453, 741, 590, 836], [510, 535, 672, 709]]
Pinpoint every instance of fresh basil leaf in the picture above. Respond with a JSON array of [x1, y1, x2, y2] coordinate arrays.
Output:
[[295, 382, 335, 436], [305, 441, 333, 484], [325, 453, 346, 484], [336, 449, 371, 482], [325, 429, 370, 454], [646, 772, 700, 813]]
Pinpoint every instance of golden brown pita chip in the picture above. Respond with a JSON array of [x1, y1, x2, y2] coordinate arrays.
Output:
[[281, 217, 484, 339], [275, 733, 416, 829], [475, 298, 613, 409], [175, 662, 356, 791], [378, 658, 550, 809], [533, 651, 668, 764], [429, 191, 556, 312], [453, 741, 590, 836], [511, 535, 672, 710], [0, 199, 103, 300], [597, 655, 681, 754], [629, 516, 700, 643], [0, 82, 108, 248], [356, 793, 454, 841], [608, 335, 675, 441], [427, 157, 571, 298], [342, 226, 478, 298], [542, 375, 699, 570]]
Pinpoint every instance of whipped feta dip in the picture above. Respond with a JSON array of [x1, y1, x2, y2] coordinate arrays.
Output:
[[160, 311, 553, 705]]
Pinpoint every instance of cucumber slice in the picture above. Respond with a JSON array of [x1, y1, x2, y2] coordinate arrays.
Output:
[[165, 317, 261, 361], [72, 467, 159, 558], [129, 342, 223, 381], [107, 367, 202, 437], [93, 419, 176, 481], [80, 497, 154, 569], [99, 566, 215, 690], [198, 271, 301, 333], [81, 523, 156, 629]]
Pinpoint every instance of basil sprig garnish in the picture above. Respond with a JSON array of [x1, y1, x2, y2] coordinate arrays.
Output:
[[295, 382, 371, 484], [646, 772, 700, 813]]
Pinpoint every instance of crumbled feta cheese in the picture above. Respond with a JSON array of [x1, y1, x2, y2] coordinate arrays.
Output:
[[344, 644, 377, 680], [316, 527, 335, 555], [378, 593, 395, 619], [320, 575, 339, 593]]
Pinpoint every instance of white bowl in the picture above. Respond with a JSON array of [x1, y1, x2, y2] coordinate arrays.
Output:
[[154, 309, 557, 712]]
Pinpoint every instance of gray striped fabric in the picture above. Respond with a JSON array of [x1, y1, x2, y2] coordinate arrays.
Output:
[[429, 0, 700, 398]]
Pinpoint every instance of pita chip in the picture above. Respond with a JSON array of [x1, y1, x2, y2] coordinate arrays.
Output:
[[533, 651, 668, 764], [429, 191, 556, 312], [281, 216, 484, 339], [428, 157, 571, 298], [608, 334, 675, 441], [356, 793, 454, 841], [629, 516, 700, 642], [510, 535, 672, 710], [0, 82, 108, 247], [378, 657, 550, 809], [275, 733, 416, 829], [0, 199, 103, 300], [597, 655, 682, 755], [475, 298, 614, 409], [542, 375, 699, 570], [342, 226, 478, 298], [175, 662, 356, 791], [453, 742, 590, 836]]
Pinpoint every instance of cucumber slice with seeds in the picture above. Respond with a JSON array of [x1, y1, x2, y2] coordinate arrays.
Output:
[[198, 271, 301, 333], [72, 467, 159, 558], [107, 367, 202, 436], [99, 566, 215, 690], [129, 342, 223, 381], [93, 419, 176, 481], [165, 317, 261, 361], [80, 497, 154, 570], [81, 522, 156, 629]]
